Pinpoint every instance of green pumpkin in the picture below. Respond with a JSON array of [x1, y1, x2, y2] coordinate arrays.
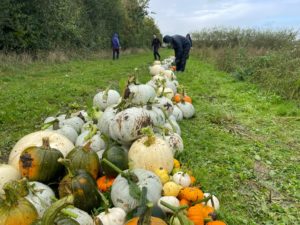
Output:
[[101, 145, 128, 177], [66, 142, 100, 179], [19, 137, 64, 183], [58, 159, 102, 213]]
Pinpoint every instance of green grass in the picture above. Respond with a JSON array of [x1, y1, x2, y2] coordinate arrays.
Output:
[[1, 49, 299, 224]]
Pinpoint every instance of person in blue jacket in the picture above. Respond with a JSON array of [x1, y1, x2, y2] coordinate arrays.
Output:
[[163, 35, 191, 72], [112, 33, 121, 60]]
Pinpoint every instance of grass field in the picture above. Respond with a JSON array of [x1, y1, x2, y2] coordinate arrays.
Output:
[[0, 49, 299, 224]]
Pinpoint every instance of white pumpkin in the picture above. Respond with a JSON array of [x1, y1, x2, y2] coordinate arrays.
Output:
[[158, 196, 180, 213], [172, 172, 191, 187], [154, 97, 174, 117], [143, 106, 165, 128], [93, 89, 121, 111], [157, 87, 174, 99], [177, 102, 195, 119], [111, 168, 162, 212], [97, 106, 118, 136], [95, 207, 126, 225], [172, 80, 179, 88], [8, 130, 74, 170], [109, 107, 152, 145], [149, 65, 165, 76], [162, 70, 176, 80], [128, 135, 174, 173], [153, 60, 161, 65], [62, 207, 94, 225], [172, 105, 183, 121], [128, 84, 156, 105], [55, 125, 78, 144], [75, 131, 106, 152], [25, 181, 55, 217], [59, 116, 84, 134], [0, 164, 21, 194], [43, 116, 56, 124], [203, 193, 220, 210], [70, 110, 90, 122], [164, 133, 184, 155], [164, 120, 181, 136], [166, 80, 177, 94]]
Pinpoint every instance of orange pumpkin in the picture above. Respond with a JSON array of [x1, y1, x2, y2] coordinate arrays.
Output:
[[190, 176, 196, 184], [178, 187, 204, 202], [170, 66, 176, 71], [172, 94, 182, 103], [97, 176, 115, 192], [173, 159, 181, 168], [183, 95, 192, 103], [206, 221, 226, 225], [179, 198, 190, 206], [187, 204, 204, 225], [125, 217, 167, 225]]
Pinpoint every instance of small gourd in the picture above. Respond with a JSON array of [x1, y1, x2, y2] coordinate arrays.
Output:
[[158, 196, 180, 213], [154, 167, 170, 184], [163, 181, 182, 197], [172, 172, 191, 187]]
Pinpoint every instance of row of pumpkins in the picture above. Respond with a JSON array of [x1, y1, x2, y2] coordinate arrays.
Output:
[[0, 57, 226, 225]]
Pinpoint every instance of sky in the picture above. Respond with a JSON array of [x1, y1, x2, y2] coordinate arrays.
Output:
[[148, 0, 300, 36]]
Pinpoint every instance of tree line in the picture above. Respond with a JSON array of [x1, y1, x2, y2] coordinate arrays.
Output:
[[0, 0, 161, 52]]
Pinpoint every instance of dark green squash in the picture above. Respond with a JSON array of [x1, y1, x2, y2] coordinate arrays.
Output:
[[66, 142, 100, 179], [19, 137, 64, 182], [101, 145, 128, 177], [58, 159, 102, 213]]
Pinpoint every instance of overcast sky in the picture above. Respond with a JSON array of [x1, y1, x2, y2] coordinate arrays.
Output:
[[148, 0, 300, 36]]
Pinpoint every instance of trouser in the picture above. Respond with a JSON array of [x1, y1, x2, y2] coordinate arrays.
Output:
[[153, 49, 160, 60], [176, 47, 190, 72], [113, 48, 119, 60]]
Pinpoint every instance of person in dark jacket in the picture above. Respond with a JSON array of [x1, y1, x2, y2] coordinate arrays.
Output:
[[112, 33, 120, 60], [186, 33, 192, 47], [151, 35, 162, 60], [163, 35, 191, 72]]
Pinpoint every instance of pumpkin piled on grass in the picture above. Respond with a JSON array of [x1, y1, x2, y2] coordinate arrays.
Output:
[[0, 56, 227, 225]]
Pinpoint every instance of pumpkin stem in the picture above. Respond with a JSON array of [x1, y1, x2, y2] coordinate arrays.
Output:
[[83, 141, 92, 152], [41, 195, 74, 225], [160, 200, 189, 214], [141, 127, 156, 146], [98, 191, 110, 214], [2, 180, 24, 206], [137, 187, 153, 225], [42, 137, 51, 149], [103, 85, 112, 101], [58, 158, 75, 177], [84, 124, 98, 141]]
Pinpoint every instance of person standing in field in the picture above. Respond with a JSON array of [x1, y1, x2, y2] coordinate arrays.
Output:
[[163, 35, 191, 72], [151, 35, 162, 60], [112, 33, 121, 60]]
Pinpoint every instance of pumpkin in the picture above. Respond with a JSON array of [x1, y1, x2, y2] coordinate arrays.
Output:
[[101, 145, 128, 177], [58, 159, 102, 213], [93, 89, 121, 111], [164, 133, 184, 155], [190, 176, 196, 184], [97, 176, 115, 192], [109, 107, 153, 145], [128, 130, 174, 173], [55, 125, 78, 144], [95, 207, 126, 225], [162, 70, 176, 80], [19, 137, 64, 182], [173, 159, 180, 169], [110, 168, 162, 212], [128, 84, 156, 105], [203, 193, 220, 210], [143, 105, 165, 129], [24, 181, 55, 218], [55, 206, 94, 225], [125, 217, 167, 225], [0, 164, 20, 195], [206, 221, 226, 225], [157, 87, 174, 99], [97, 105, 118, 136], [149, 65, 165, 76], [172, 172, 191, 187], [178, 187, 204, 202], [59, 116, 85, 134], [172, 105, 183, 121], [66, 142, 100, 179], [154, 167, 169, 184], [166, 80, 177, 94], [177, 102, 195, 119], [158, 196, 180, 213], [173, 94, 192, 104], [0, 181, 38, 225], [163, 119, 181, 136], [154, 96, 174, 117], [75, 130, 106, 153], [8, 130, 74, 170], [187, 204, 204, 225], [162, 182, 182, 197], [153, 60, 161, 65], [179, 198, 190, 207]]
